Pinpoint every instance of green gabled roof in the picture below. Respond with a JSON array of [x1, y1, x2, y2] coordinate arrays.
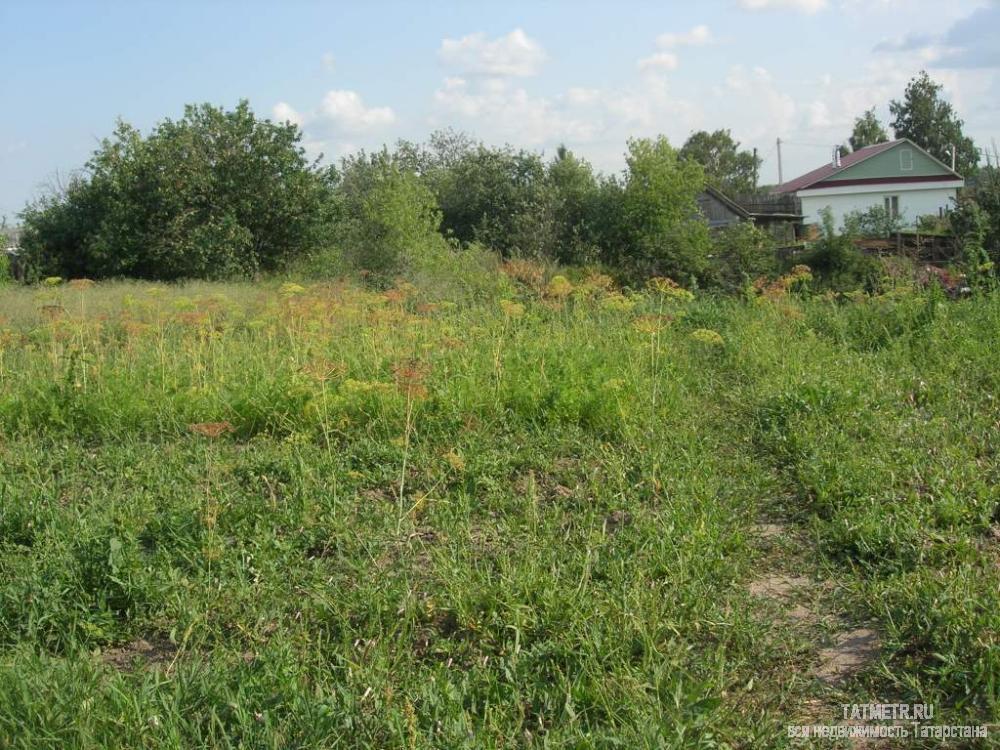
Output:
[[777, 139, 962, 194]]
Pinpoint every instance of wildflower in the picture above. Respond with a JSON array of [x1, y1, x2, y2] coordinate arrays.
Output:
[[443, 449, 466, 472], [581, 272, 615, 294], [301, 359, 347, 384], [647, 277, 695, 302], [500, 299, 525, 319], [601, 293, 636, 312], [175, 311, 210, 327], [789, 264, 813, 282], [501, 258, 546, 288], [392, 358, 430, 400], [43, 276, 64, 287], [690, 328, 725, 346], [188, 421, 235, 438], [545, 275, 574, 300], [632, 314, 672, 335], [279, 282, 306, 297], [39, 304, 66, 320]]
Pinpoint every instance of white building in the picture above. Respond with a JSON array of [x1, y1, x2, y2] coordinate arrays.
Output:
[[775, 139, 964, 229]]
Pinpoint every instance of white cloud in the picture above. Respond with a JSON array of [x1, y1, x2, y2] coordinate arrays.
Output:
[[321, 52, 335, 72], [637, 52, 679, 72], [721, 65, 797, 141], [656, 25, 713, 48], [271, 88, 395, 162], [738, 0, 828, 13], [438, 28, 546, 77], [429, 68, 702, 172], [318, 90, 396, 132], [272, 102, 304, 127]]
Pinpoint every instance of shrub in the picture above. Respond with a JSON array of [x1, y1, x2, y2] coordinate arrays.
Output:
[[843, 205, 903, 238], [950, 195, 992, 288], [708, 223, 776, 292], [614, 137, 711, 282], [20, 102, 331, 280], [334, 150, 450, 284], [800, 208, 883, 291]]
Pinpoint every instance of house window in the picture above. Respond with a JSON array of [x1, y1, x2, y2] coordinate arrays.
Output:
[[884, 196, 899, 218], [900, 149, 913, 171]]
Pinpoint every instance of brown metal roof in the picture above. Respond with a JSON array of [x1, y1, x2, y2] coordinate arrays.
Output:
[[774, 139, 903, 194]]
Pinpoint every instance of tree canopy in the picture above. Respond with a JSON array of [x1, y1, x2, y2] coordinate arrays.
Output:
[[679, 129, 760, 196], [889, 71, 978, 176], [848, 109, 889, 152], [21, 102, 330, 280]]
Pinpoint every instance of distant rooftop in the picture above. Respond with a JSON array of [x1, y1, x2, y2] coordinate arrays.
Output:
[[775, 140, 903, 194]]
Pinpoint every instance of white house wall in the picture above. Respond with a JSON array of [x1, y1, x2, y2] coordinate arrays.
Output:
[[797, 180, 963, 228]]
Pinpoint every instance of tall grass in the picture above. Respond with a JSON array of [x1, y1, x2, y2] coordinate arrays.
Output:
[[0, 274, 997, 747]]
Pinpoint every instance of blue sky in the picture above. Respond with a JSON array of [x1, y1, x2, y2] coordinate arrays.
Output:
[[3, 0, 998, 220]]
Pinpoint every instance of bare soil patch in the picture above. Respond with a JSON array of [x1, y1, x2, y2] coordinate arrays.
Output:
[[101, 636, 177, 672], [814, 627, 881, 685]]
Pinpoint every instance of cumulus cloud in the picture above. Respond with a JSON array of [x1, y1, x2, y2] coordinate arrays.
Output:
[[428, 67, 703, 170], [270, 88, 396, 163], [438, 28, 546, 77], [637, 52, 679, 72], [318, 90, 396, 131], [272, 101, 304, 127], [738, 0, 828, 13], [656, 25, 713, 48], [273, 91, 395, 134]]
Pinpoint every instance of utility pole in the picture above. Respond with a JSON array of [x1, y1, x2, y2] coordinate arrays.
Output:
[[950, 143, 956, 172], [752, 147, 759, 190], [776, 137, 783, 186]]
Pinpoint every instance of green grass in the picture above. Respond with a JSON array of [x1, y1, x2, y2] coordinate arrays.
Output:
[[0, 276, 998, 747]]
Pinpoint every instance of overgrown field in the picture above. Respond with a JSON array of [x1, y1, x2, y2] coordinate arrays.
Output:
[[0, 274, 998, 748]]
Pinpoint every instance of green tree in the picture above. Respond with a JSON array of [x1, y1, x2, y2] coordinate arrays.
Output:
[[679, 129, 760, 195], [709, 222, 776, 292], [950, 195, 992, 287], [848, 109, 889, 151], [336, 149, 447, 282], [430, 143, 551, 257], [969, 166, 1000, 268], [617, 136, 710, 281], [889, 71, 979, 176], [546, 145, 601, 264], [21, 102, 330, 280]]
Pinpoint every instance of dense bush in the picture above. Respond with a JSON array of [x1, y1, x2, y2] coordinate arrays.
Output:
[[332, 150, 449, 282], [21, 102, 331, 280], [843, 205, 903, 238], [800, 209, 882, 291], [969, 166, 1000, 266], [611, 137, 711, 282], [708, 222, 776, 292]]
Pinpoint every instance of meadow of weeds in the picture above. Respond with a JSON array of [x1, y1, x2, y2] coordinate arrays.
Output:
[[0, 269, 998, 748]]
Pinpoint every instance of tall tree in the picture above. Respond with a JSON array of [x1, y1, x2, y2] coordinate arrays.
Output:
[[679, 129, 761, 195], [619, 136, 710, 280], [889, 71, 979, 176], [848, 109, 889, 152], [546, 145, 601, 264]]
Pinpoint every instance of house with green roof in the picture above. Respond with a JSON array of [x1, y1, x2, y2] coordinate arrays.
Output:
[[774, 139, 964, 229]]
